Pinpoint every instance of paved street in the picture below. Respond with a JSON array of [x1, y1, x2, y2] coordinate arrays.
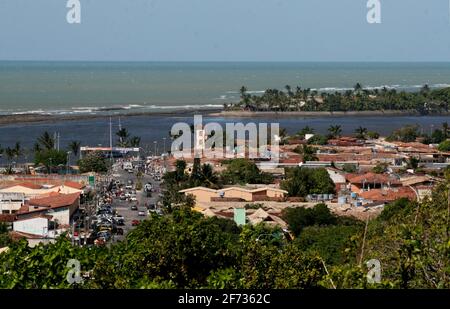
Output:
[[110, 162, 162, 242]]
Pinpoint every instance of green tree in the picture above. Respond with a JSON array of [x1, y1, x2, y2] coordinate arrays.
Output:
[[37, 131, 55, 150], [438, 140, 450, 152], [281, 167, 335, 197], [78, 152, 108, 173], [294, 145, 318, 162], [35, 149, 68, 171], [116, 128, 130, 147], [328, 125, 342, 139], [282, 203, 337, 236], [221, 159, 273, 185], [355, 126, 368, 139], [68, 141, 81, 157]]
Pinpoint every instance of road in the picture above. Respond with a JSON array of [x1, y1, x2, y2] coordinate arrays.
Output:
[[110, 163, 162, 242]]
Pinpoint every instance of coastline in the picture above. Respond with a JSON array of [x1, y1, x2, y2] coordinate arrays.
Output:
[[0, 109, 223, 127], [210, 110, 450, 118], [1, 109, 449, 127]]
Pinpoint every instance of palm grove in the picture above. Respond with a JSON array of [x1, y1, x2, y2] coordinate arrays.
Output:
[[225, 84, 450, 113]]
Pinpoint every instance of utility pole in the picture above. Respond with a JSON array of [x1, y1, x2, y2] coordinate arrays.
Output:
[[109, 117, 113, 163]]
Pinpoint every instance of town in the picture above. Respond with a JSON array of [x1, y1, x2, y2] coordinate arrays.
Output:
[[0, 121, 449, 251]]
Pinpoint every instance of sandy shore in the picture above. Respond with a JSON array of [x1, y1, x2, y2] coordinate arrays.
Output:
[[0, 109, 222, 127], [1, 109, 449, 127], [208, 110, 450, 118]]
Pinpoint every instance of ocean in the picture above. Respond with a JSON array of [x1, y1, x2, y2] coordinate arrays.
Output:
[[1, 61, 450, 115]]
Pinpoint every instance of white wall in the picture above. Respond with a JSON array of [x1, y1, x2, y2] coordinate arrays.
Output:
[[13, 217, 48, 236]]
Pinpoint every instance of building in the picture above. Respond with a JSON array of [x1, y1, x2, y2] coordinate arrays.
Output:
[[0, 192, 25, 214], [346, 172, 401, 193], [0, 181, 84, 198], [17, 192, 80, 226], [179, 186, 288, 203], [13, 215, 52, 237]]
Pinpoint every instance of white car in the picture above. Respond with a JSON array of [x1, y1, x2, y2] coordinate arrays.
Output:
[[129, 196, 138, 202], [138, 211, 146, 216]]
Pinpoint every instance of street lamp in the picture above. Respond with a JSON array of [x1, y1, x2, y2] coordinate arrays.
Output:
[[153, 141, 157, 157]]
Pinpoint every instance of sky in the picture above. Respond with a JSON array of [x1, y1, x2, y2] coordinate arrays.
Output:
[[1, 0, 450, 61]]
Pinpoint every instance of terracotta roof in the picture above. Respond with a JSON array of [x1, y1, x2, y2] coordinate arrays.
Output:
[[14, 178, 85, 190], [347, 172, 400, 185], [3, 182, 45, 190], [0, 214, 16, 222], [28, 192, 80, 209], [9, 231, 47, 240], [360, 187, 416, 202]]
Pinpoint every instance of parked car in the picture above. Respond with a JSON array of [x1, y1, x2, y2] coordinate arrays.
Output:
[[131, 205, 138, 211], [147, 203, 156, 210], [130, 196, 138, 202], [131, 220, 140, 226], [115, 228, 124, 235]]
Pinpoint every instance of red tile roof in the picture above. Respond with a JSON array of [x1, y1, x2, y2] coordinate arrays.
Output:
[[28, 192, 80, 209], [347, 172, 401, 185], [359, 187, 416, 202], [14, 178, 85, 190], [4, 182, 46, 190]]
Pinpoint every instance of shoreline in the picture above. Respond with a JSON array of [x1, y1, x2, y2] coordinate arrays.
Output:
[[0, 109, 223, 127], [210, 110, 450, 118], [1, 109, 449, 127]]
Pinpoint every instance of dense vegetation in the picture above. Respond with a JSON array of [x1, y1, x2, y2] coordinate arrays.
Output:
[[0, 174, 449, 288], [226, 84, 450, 114], [78, 151, 109, 173], [281, 167, 336, 197]]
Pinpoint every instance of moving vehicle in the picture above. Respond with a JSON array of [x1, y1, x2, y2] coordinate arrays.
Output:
[[131, 220, 140, 226], [138, 211, 145, 216], [131, 205, 138, 211]]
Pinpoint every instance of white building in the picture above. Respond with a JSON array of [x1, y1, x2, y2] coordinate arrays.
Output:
[[0, 192, 25, 214]]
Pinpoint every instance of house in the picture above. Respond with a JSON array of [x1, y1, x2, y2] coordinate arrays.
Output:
[[8, 231, 55, 248], [346, 172, 401, 193], [247, 208, 287, 229], [13, 214, 52, 237], [359, 187, 417, 203], [179, 186, 288, 203], [0, 192, 25, 214], [0, 181, 84, 198], [16, 192, 80, 226], [326, 168, 347, 192]]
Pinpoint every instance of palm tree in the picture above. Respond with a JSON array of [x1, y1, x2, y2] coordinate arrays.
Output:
[[13, 142, 22, 162], [130, 136, 141, 147], [68, 141, 81, 157], [354, 83, 363, 94], [297, 126, 315, 137], [355, 126, 368, 139], [38, 131, 55, 150], [296, 145, 318, 163], [33, 142, 42, 153], [116, 128, 130, 147], [328, 125, 342, 139], [5, 147, 15, 165]]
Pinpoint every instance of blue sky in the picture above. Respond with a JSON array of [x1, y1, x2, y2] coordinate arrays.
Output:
[[1, 0, 450, 61]]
